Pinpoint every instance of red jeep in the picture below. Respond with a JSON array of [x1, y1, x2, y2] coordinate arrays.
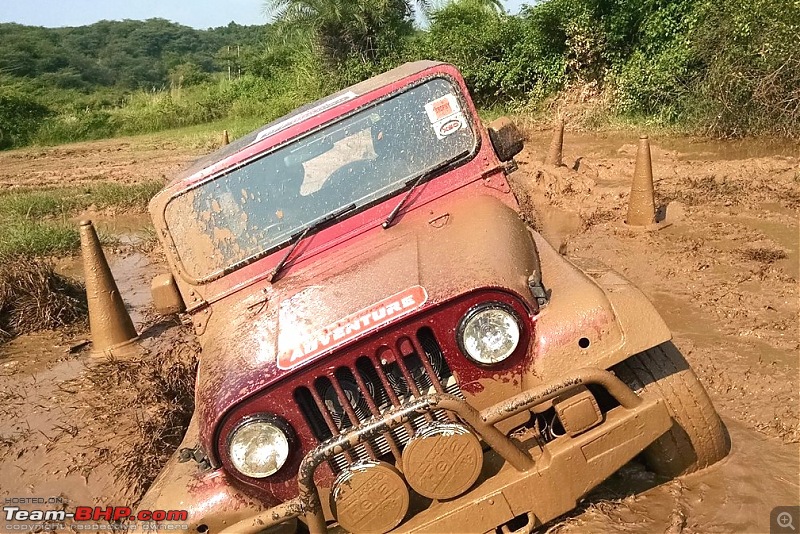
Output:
[[141, 61, 728, 533]]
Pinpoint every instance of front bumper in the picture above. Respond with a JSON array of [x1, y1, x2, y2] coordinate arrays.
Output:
[[204, 367, 672, 533]]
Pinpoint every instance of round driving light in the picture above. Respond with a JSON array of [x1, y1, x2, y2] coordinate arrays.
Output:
[[458, 303, 521, 365], [228, 417, 291, 478]]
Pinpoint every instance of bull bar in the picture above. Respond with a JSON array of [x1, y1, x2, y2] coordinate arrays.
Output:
[[220, 367, 661, 534]]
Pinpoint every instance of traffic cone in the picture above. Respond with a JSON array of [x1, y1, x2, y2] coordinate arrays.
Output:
[[545, 118, 564, 166], [625, 136, 656, 227], [222, 130, 230, 146], [79, 220, 138, 356]]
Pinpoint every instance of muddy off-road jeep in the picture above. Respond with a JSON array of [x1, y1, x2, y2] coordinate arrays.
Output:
[[139, 61, 729, 533]]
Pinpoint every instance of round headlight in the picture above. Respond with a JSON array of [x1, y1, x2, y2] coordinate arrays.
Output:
[[228, 417, 291, 478], [458, 303, 521, 365]]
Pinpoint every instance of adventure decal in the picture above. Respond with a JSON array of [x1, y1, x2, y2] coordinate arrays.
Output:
[[277, 285, 429, 370]]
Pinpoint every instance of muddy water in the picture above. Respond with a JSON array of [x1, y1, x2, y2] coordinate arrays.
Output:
[[2, 133, 798, 532], [525, 130, 800, 161], [0, 216, 157, 520], [520, 133, 799, 533], [57, 212, 158, 325]]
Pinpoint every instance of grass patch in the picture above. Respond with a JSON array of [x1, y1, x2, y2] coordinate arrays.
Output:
[[0, 181, 163, 219], [0, 220, 80, 258], [0, 256, 87, 341], [0, 181, 163, 258]]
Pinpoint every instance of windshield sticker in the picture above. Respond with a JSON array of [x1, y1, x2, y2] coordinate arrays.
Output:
[[432, 111, 467, 139], [277, 285, 429, 370], [425, 94, 461, 124], [252, 91, 358, 145]]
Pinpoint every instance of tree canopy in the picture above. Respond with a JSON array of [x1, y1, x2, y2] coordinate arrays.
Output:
[[0, 19, 268, 90]]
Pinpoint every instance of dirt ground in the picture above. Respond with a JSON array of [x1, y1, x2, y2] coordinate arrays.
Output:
[[0, 137, 207, 189], [0, 129, 797, 533]]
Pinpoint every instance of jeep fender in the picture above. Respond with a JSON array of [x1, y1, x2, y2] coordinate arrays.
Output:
[[135, 415, 277, 533], [527, 232, 671, 386]]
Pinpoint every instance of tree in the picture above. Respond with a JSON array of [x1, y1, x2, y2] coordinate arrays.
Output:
[[263, 0, 429, 67]]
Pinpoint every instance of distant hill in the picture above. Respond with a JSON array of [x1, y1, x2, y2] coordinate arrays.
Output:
[[0, 19, 269, 90]]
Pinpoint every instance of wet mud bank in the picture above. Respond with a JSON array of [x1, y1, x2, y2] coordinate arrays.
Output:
[[0, 131, 797, 532], [512, 131, 799, 532], [0, 216, 196, 527]]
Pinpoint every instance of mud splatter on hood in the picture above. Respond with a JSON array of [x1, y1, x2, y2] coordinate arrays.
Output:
[[194, 194, 540, 459]]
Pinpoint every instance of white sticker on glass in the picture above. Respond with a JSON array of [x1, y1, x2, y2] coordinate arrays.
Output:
[[432, 111, 467, 139]]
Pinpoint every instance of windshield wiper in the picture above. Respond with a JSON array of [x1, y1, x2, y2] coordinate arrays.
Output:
[[382, 150, 470, 229], [269, 203, 357, 282], [382, 173, 427, 229]]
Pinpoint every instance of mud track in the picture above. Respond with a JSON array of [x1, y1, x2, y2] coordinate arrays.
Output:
[[0, 131, 798, 533]]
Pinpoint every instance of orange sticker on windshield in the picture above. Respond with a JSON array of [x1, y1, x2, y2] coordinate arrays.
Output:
[[277, 285, 428, 370], [425, 94, 460, 123]]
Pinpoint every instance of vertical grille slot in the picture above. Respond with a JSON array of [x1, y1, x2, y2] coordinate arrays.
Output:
[[393, 338, 435, 424], [295, 328, 463, 471], [328, 370, 377, 459]]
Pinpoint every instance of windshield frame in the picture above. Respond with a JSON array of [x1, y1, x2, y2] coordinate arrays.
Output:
[[161, 73, 481, 284]]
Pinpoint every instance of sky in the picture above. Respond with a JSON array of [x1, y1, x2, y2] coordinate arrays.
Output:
[[0, 0, 530, 29]]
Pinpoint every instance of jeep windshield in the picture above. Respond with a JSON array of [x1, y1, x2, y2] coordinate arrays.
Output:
[[165, 77, 476, 281]]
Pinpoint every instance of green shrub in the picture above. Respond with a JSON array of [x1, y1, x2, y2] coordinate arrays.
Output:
[[690, 0, 800, 137], [0, 92, 53, 149]]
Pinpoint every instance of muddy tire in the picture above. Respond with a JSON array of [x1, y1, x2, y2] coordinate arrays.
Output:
[[613, 341, 730, 477]]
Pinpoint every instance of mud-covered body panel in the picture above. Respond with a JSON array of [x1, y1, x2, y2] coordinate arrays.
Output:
[[529, 232, 671, 384], [195, 194, 540, 462]]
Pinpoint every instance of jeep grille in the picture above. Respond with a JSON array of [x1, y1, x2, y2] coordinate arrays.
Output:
[[293, 327, 464, 472]]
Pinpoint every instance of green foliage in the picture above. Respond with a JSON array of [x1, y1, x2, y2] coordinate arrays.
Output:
[[1, 0, 796, 147], [0, 220, 79, 258], [0, 91, 53, 149], [404, 0, 570, 105], [264, 0, 425, 83], [0, 20, 268, 90], [690, 0, 800, 137]]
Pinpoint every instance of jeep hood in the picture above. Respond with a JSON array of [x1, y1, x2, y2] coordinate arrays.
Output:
[[195, 194, 540, 457]]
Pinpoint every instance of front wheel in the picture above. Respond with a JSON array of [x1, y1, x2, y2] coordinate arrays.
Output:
[[613, 342, 730, 477]]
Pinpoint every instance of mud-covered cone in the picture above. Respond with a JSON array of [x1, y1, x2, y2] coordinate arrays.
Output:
[[625, 135, 656, 226], [79, 220, 138, 355], [222, 129, 230, 145], [545, 118, 565, 166]]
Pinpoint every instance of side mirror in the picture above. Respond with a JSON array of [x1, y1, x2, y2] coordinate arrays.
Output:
[[151, 273, 186, 315], [487, 117, 524, 162]]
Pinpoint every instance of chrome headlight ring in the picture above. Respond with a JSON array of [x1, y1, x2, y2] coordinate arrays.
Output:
[[227, 413, 294, 479], [457, 302, 522, 365]]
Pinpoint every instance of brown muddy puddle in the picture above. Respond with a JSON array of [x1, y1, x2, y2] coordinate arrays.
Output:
[[525, 134, 799, 532], [556, 420, 799, 533], [0, 214, 157, 514], [525, 130, 800, 161], [57, 212, 158, 325]]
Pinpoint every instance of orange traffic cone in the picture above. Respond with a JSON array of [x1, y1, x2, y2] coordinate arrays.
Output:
[[545, 118, 565, 166], [625, 136, 656, 227], [222, 130, 230, 146], [79, 220, 139, 356]]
